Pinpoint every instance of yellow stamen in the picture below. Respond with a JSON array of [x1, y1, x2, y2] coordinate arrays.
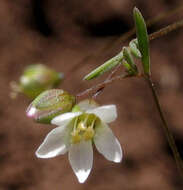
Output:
[[83, 127, 95, 141], [70, 113, 98, 144], [71, 131, 81, 144], [77, 121, 86, 131]]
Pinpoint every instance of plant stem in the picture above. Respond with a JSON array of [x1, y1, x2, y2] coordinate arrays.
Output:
[[76, 74, 131, 98], [149, 19, 183, 41], [145, 76, 183, 179]]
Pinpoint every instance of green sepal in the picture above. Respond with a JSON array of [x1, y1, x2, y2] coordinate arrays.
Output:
[[122, 60, 135, 75], [129, 39, 142, 58], [123, 47, 138, 75], [72, 105, 81, 112], [133, 7, 150, 75]]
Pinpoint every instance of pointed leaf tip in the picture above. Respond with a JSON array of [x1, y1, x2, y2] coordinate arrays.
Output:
[[133, 7, 150, 75]]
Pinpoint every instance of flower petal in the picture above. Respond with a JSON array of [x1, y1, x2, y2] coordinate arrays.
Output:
[[87, 105, 117, 123], [77, 99, 98, 112], [36, 125, 69, 158], [51, 112, 82, 126], [94, 123, 122, 163], [69, 140, 93, 183]]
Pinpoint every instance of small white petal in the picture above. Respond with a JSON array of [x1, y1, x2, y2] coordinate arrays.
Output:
[[69, 141, 93, 183], [87, 105, 117, 123], [94, 123, 122, 163], [36, 125, 69, 158], [51, 112, 82, 126], [77, 99, 98, 112]]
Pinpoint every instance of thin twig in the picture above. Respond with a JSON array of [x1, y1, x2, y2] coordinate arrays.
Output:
[[76, 74, 131, 98], [92, 63, 122, 98], [149, 19, 183, 41]]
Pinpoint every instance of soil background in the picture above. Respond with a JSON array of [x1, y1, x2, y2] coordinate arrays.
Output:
[[1, 0, 183, 189]]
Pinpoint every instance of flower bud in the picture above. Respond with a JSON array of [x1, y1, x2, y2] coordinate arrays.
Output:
[[11, 64, 64, 99], [26, 89, 76, 124]]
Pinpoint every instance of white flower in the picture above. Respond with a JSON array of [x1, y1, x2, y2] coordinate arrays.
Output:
[[36, 99, 122, 183]]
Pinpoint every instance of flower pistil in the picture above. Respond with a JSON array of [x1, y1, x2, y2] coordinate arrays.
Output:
[[71, 113, 97, 144]]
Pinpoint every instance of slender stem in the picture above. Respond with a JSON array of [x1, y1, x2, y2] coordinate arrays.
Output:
[[145, 76, 183, 179], [149, 19, 183, 41], [76, 74, 131, 98], [92, 63, 122, 98]]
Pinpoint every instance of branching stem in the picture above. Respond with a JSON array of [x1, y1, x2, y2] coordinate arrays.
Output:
[[77, 17, 183, 98]]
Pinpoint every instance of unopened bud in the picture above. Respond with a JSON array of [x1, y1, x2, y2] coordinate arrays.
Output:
[[11, 64, 64, 99], [26, 89, 76, 124]]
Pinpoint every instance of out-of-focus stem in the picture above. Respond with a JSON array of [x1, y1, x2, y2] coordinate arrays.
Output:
[[149, 19, 183, 41]]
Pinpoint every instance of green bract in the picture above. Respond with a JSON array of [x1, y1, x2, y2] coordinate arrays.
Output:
[[26, 89, 76, 124], [129, 39, 142, 58], [123, 47, 138, 75]]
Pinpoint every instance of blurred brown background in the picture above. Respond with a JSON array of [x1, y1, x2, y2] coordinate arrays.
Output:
[[1, 0, 183, 189]]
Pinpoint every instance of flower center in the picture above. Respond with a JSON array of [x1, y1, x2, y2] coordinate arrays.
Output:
[[71, 113, 99, 144]]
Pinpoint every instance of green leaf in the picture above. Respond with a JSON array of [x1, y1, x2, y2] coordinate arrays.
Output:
[[123, 47, 138, 75], [133, 7, 150, 75], [129, 39, 142, 58], [83, 52, 123, 80]]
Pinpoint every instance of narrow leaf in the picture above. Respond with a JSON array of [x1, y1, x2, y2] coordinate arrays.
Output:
[[83, 52, 123, 80], [133, 7, 150, 75]]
